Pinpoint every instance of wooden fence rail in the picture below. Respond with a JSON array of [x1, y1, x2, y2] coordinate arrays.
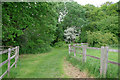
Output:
[[68, 44, 119, 77], [0, 46, 19, 80]]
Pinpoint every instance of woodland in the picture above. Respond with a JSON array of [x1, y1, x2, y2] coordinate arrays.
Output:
[[2, 1, 119, 54]]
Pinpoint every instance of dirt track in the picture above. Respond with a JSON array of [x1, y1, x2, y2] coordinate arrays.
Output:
[[64, 58, 93, 78]]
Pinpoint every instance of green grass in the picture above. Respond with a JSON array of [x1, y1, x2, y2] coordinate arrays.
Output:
[[85, 49, 118, 62], [1, 47, 69, 78], [66, 47, 119, 78], [74, 47, 118, 62], [1, 46, 119, 78]]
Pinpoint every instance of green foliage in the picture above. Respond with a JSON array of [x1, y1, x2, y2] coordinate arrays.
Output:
[[101, 2, 118, 16], [80, 1, 119, 46], [2, 2, 59, 54], [62, 2, 86, 29], [75, 36, 80, 43], [86, 31, 118, 47], [54, 41, 64, 48], [53, 24, 64, 43], [54, 41, 68, 48], [2, 1, 119, 53], [96, 16, 119, 37]]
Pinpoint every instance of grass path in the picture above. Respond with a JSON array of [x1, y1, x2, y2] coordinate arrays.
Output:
[[2, 46, 118, 78], [8, 48, 68, 78]]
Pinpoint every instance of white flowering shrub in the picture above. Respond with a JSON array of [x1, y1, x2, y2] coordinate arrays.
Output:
[[64, 27, 80, 43]]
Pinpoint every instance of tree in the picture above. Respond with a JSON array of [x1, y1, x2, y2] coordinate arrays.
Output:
[[80, 1, 119, 44], [2, 2, 59, 54], [64, 27, 80, 43], [86, 31, 118, 47], [96, 16, 119, 38], [62, 2, 86, 30]]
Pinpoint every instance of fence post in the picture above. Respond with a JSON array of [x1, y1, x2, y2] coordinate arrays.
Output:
[[103, 46, 109, 77], [74, 44, 76, 56], [17, 46, 19, 61], [81, 43, 83, 46], [8, 48, 11, 77], [100, 46, 109, 77], [82, 45, 87, 62], [69, 44, 71, 55], [15, 46, 18, 68], [100, 46, 104, 75]]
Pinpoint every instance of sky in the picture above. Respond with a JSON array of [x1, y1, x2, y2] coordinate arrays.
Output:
[[74, 0, 119, 7]]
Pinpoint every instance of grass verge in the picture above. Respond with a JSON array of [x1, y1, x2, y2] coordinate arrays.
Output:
[[1, 47, 68, 78], [66, 52, 118, 78]]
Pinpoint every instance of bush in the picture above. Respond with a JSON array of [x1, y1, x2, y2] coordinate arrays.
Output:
[[2, 3, 58, 54], [86, 31, 118, 47], [54, 41, 67, 48]]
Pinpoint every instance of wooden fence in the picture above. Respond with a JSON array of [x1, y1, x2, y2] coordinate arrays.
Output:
[[68, 43, 119, 77], [0, 46, 19, 79]]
